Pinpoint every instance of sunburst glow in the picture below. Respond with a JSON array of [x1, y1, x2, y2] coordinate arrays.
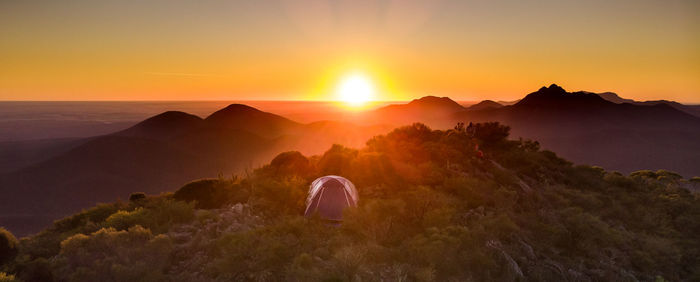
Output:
[[336, 73, 375, 106]]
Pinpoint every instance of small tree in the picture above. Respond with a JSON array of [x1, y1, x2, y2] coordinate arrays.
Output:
[[473, 122, 510, 145], [269, 151, 312, 177], [174, 178, 245, 209], [0, 227, 18, 265], [129, 192, 147, 202]]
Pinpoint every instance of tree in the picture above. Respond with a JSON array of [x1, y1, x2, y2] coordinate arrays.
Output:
[[268, 151, 312, 177], [473, 122, 510, 145], [129, 192, 147, 202], [0, 228, 18, 266], [174, 178, 245, 209]]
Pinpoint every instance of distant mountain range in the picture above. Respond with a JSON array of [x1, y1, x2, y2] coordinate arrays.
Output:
[[356, 84, 700, 177], [0, 105, 390, 236], [596, 91, 700, 117], [1, 85, 699, 236], [451, 84, 700, 178]]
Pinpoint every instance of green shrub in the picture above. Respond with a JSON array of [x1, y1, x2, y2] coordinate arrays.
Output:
[[129, 192, 147, 202], [14, 258, 53, 282], [0, 272, 18, 282], [269, 151, 313, 177], [473, 122, 510, 146], [0, 228, 18, 266], [104, 208, 145, 230], [317, 144, 359, 176], [250, 176, 308, 216], [55, 226, 172, 281], [174, 178, 246, 209], [51, 202, 126, 234]]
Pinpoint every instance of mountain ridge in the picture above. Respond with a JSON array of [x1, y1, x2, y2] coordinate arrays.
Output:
[[2, 88, 700, 236]]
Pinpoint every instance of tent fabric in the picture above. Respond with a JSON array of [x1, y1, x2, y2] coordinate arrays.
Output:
[[304, 175, 358, 221]]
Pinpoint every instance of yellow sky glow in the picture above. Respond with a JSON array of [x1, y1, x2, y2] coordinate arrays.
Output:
[[0, 0, 699, 103]]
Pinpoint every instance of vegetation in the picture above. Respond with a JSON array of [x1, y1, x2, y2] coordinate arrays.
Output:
[[1, 122, 699, 281], [0, 228, 18, 266]]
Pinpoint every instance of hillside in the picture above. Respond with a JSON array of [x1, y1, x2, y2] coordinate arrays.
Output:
[[453, 84, 700, 177], [361, 96, 466, 127], [597, 92, 700, 117], [0, 105, 389, 236], [466, 100, 503, 111], [1, 123, 698, 281]]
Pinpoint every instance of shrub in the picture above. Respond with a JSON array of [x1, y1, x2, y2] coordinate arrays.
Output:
[[103, 199, 194, 233], [269, 151, 312, 177], [51, 202, 126, 234], [0, 272, 18, 282], [0, 228, 18, 266], [14, 258, 53, 282], [317, 144, 358, 176], [104, 208, 145, 230], [174, 178, 246, 209], [250, 176, 308, 216], [55, 226, 172, 281], [473, 122, 510, 145], [129, 192, 147, 202]]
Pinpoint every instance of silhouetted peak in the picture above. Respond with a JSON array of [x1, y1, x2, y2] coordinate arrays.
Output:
[[204, 103, 300, 136], [467, 100, 503, 111], [118, 111, 203, 139], [408, 96, 464, 110], [548, 83, 565, 92], [596, 92, 637, 104], [133, 111, 202, 128], [411, 95, 453, 104], [205, 104, 268, 121], [536, 84, 567, 95], [218, 103, 263, 113], [516, 84, 610, 108]]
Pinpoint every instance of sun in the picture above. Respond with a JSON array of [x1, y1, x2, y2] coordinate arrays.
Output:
[[336, 73, 375, 106]]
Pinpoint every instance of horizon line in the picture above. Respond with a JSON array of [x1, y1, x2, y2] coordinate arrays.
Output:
[[0, 99, 479, 103]]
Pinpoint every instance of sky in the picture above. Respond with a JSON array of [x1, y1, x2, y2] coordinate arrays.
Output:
[[1, 0, 699, 102]]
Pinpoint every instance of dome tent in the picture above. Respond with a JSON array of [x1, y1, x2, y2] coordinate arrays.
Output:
[[304, 175, 358, 221]]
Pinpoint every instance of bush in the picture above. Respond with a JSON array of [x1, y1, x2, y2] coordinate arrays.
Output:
[[250, 176, 308, 216], [473, 122, 510, 145], [269, 151, 313, 177], [129, 192, 147, 202], [103, 199, 195, 234], [14, 258, 53, 282], [174, 178, 246, 209], [55, 226, 172, 281], [317, 144, 358, 176], [0, 228, 18, 266], [0, 272, 18, 282]]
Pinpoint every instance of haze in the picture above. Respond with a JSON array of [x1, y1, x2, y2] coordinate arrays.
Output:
[[1, 0, 699, 102]]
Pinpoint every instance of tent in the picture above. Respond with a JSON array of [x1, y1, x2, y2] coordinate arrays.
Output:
[[304, 175, 358, 221]]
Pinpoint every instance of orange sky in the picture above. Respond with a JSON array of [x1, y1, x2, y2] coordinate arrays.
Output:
[[1, 0, 699, 103]]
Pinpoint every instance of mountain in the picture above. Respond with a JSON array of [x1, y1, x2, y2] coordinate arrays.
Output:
[[117, 111, 205, 140], [364, 96, 465, 127], [453, 84, 700, 177], [3, 89, 700, 236], [0, 137, 87, 173], [0, 104, 389, 236], [596, 92, 636, 104], [597, 92, 700, 118], [377, 95, 465, 114], [466, 100, 503, 111], [204, 104, 303, 138]]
